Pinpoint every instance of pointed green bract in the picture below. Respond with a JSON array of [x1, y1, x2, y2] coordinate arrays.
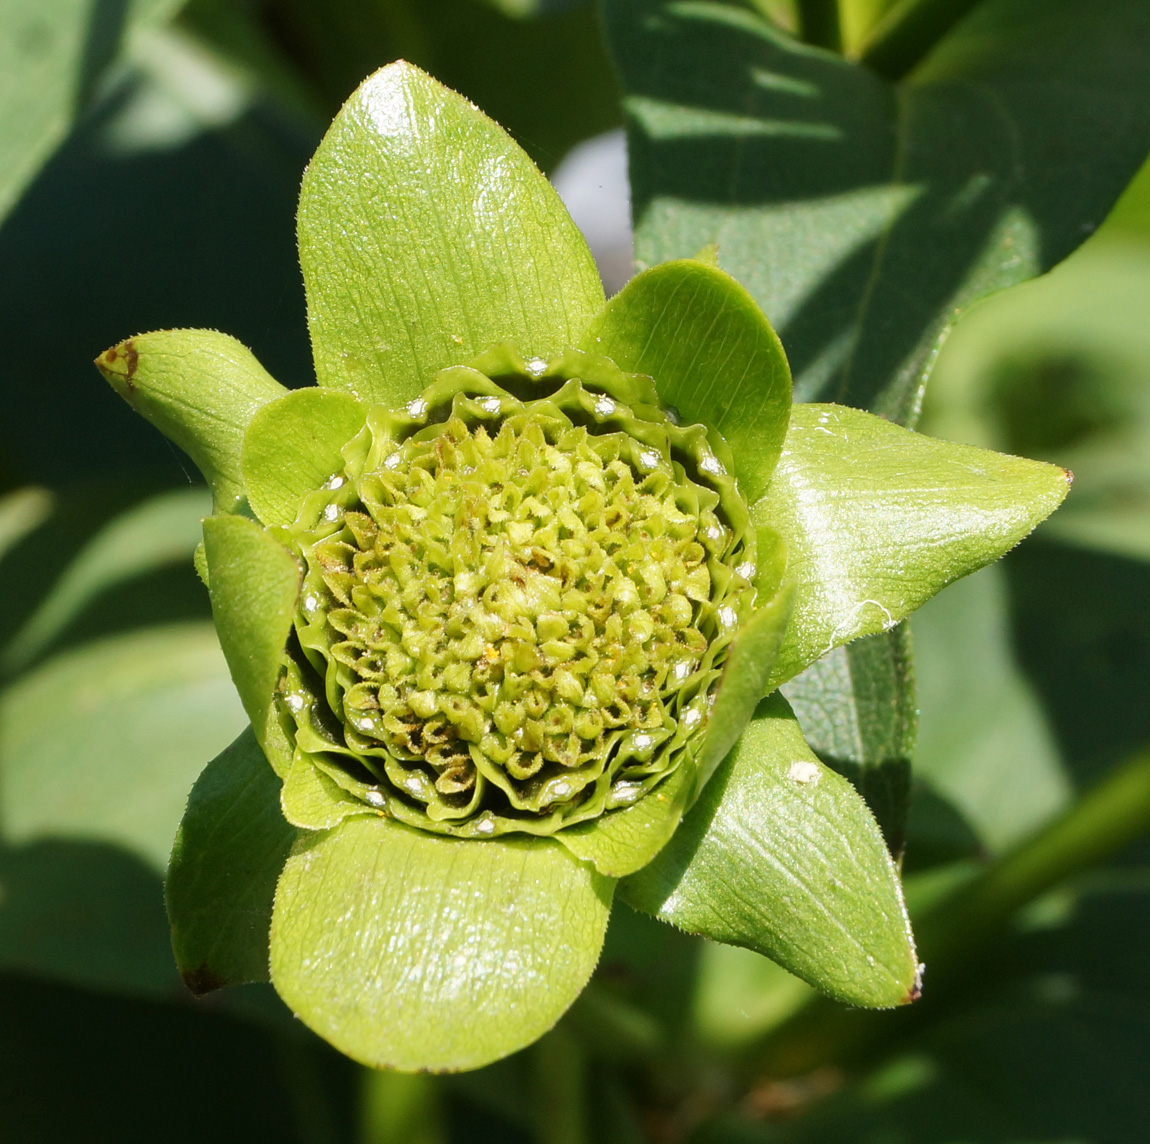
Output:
[[95, 330, 287, 512], [298, 61, 605, 405], [166, 727, 297, 993], [555, 757, 695, 877], [621, 695, 919, 1009], [582, 259, 792, 503], [270, 817, 614, 1071], [756, 404, 1071, 689], [202, 515, 299, 769], [242, 388, 367, 526]]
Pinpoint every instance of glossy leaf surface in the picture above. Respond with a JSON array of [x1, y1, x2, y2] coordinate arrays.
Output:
[[556, 756, 695, 878], [299, 60, 605, 404], [603, 0, 1150, 424], [582, 258, 792, 502], [242, 388, 367, 526], [270, 817, 614, 1071], [167, 727, 297, 994], [622, 694, 918, 1008], [202, 514, 299, 763], [755, 404, 1070, 688], [694, 580, 793, 787], [95, 330, 288, 511]]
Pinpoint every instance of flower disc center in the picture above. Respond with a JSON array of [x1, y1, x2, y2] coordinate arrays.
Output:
[[306, 411, 720, 816]]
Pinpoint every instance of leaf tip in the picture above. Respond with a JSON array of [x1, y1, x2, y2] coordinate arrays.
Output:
[[901, 961, 925, 1006], [181, 963, 229, 996], [95, 339, 140, 406]]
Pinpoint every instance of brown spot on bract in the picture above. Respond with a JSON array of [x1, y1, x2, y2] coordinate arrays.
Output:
[[123, 339, 139, 382], [181, 964, 228, 996]]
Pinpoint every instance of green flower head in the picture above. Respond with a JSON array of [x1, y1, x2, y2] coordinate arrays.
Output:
[[96, 62, 1068, 1072]]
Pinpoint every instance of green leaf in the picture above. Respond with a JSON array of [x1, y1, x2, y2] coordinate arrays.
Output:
[[2, 487, 210, 673], [270, 818, 614, 1071], [242, 388, 367, 526], [298, 60, 605, 405], [0, 487, 52, 566], [926, 236, 1150, 564], [555, 755, 695, 878], [0, 838, 177, 998], [0, 0, 183, 224], [754, 403, 1070, 688], [0, 623, 246, 872], [911, 564, 1070, 852], [202, 514, 298, 767], [782, 624, 917, 856], [280, 751, 366, 830], [166, 726, 297, 994], [95, 330, 288, 511], [621, 694, 918, 1009], [581, 259, 792, 502], [694, 579, 794, 787], [602, 0, 1150, 424]]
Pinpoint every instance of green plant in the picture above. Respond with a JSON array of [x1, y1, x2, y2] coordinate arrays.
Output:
[[96, 60, 1064, 1073]]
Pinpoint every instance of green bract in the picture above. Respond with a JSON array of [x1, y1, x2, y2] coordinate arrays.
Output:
[[96, 62, 1070, 1073]]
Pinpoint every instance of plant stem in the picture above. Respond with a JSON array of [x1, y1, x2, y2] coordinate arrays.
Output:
[[358, 1068, 446, 1144], [796, 0, 843, 52], [532, 1025, 589, 1144], [747, 746, 1150, 1078], [915, 746, 1150, 971], [860, 0, 983, 80]]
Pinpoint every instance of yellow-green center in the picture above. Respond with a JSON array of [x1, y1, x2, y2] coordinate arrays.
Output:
[[308, 412, 724, 815]]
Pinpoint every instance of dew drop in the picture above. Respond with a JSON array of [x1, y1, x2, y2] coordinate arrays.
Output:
[[594, 395, 616, 416], [480, 396, 501, 414], [525, 357, 548, 378], [406, 397, 428, 417], [365, 789, 385, 807]]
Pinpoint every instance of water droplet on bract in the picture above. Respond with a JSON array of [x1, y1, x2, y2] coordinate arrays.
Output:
[[303, 594, 320, 614], [633, 732, 653, 751], [384, 452, 401, 469], [736, 561, 755, 580], [407, 397, 428, 417], [718, 605, 738, 629], [474, 815, 495, 835], [285, 693, 305, 713], [683, 706, 702, 728], [699, 452, 726, 476], [595, 395, 616, 416], [525, 357, 547, 378], [323, 503, 340, 522], [480, 396, 501, 414], [365, 789, 385, 807], [639, 449, 660, 470], [325, 473, 345, 489]]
